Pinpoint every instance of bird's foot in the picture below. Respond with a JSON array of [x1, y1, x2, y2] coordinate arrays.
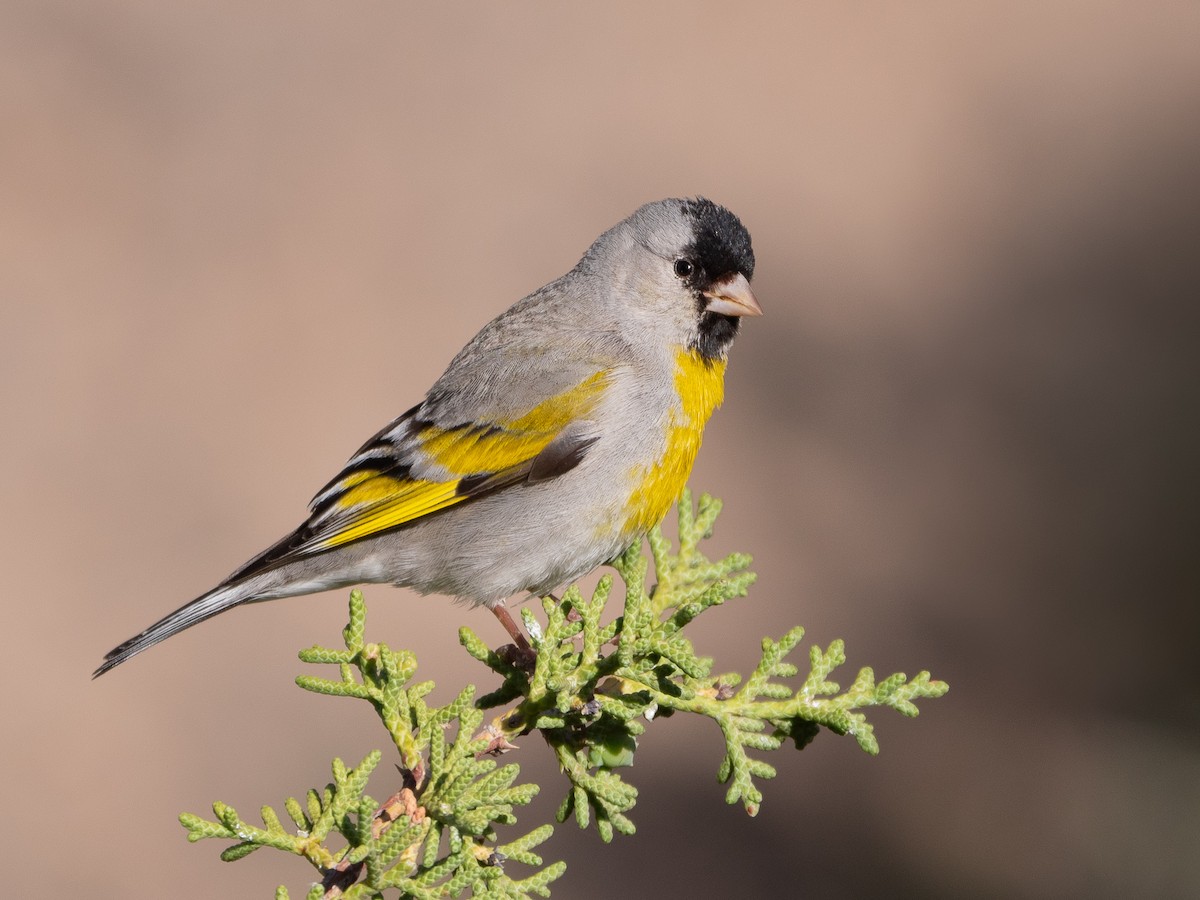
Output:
[[490, 603, 537, 671]]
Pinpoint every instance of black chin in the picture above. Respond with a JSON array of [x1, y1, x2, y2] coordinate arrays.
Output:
[[692, 312, 740, 363]]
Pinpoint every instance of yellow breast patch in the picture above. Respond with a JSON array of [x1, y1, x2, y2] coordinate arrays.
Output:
[[623, 348, 726, 534]]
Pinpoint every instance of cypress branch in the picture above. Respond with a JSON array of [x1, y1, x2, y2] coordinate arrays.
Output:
[[182, 488, 947, 895]]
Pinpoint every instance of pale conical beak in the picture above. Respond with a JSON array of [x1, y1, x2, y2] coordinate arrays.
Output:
[[702, 272, 763, 317]]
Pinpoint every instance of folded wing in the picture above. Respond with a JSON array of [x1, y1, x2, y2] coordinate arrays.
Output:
[[223, 369, 611, 584]]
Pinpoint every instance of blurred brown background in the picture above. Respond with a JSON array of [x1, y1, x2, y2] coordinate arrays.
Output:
[[4, 2, 1198, 897]]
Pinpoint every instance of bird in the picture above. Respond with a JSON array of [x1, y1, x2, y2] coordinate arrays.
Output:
[[95, 197, 760, 677]]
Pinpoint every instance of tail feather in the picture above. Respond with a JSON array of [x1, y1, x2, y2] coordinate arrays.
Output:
[[93, 582, 251, 678]]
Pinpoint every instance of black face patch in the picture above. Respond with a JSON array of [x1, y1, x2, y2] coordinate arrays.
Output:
[[676, 199, 754, 362], [680, 198, 755, 284]]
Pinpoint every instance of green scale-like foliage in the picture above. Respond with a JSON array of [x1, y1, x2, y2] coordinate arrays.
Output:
[[182, 589, 563, 899], [462, 490, 947, 824], [183, 489, 948, 895]]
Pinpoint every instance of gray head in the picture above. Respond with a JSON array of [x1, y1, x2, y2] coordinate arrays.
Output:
[[579, 198, 761, 361]]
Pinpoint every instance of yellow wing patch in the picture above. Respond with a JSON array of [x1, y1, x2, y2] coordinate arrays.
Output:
[[418, 370, 610, 476], [415, 425, 547, 476], [313, 370, 611, 550], [320, 475, 465, 548]]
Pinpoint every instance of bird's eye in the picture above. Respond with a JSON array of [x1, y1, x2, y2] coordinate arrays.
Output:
[[673, 259, 694, 278]]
